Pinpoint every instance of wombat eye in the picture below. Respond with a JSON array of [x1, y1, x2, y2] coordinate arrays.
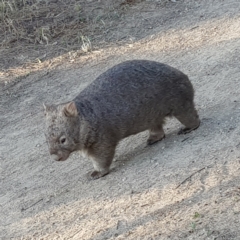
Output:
[[60, 137, 66, 144]]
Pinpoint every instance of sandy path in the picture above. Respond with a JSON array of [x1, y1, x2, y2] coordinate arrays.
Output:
[[1, 0, 240, 239]]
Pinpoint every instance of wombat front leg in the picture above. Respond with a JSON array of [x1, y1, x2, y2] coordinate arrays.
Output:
[[175, 107, 200, 135], [87, 145, 116, 180], [147, 124, 165, 145]]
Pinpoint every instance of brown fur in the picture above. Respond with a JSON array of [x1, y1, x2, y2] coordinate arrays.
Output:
[[44, 60, 200, 179]]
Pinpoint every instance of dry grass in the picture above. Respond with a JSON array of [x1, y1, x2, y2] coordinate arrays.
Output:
[[0, 0, 131, 73], [0, 0, 86, 47]]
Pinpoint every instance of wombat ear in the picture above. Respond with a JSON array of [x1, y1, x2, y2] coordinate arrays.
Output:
[[63, 102, 78, 117]]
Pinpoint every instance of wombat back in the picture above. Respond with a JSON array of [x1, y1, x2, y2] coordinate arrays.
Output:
[[74, 60, 196, 138]]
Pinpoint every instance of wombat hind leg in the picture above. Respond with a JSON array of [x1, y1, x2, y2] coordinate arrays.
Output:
[[88, 145, 115, 180], [147, 125, 165, 145], [175, 107, 200, 135]]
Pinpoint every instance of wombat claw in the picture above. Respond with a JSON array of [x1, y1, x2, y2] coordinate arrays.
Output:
[[87, 170, 109, 180], [178, 123, 200, 135]]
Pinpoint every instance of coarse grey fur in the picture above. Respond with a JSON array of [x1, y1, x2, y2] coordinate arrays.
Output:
[[44, 60, 200, 180]]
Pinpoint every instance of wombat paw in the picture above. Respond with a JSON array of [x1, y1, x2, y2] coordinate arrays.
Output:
[[87, 170, 109, 180], [178, 125, 199, 135], [178, 127, 191, 135], [147, 135, 165, 146], [147, 139, 160, 145]]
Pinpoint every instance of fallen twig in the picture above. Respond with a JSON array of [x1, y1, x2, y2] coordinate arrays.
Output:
[[21, 198, 43, 211], [176, 165, 212, 189], [181, 137, 190, 142]]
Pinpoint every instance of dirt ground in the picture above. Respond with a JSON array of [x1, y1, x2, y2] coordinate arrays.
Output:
[[1, 0, 240, 239]]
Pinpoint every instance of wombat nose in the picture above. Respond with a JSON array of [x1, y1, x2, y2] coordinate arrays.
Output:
[[51, 154, 61, 161]]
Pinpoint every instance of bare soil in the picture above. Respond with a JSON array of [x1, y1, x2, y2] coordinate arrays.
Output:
[[1, 0, 240, 239]]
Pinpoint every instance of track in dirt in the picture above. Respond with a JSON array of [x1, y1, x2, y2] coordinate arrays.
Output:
[[1, 0, 240, 239]]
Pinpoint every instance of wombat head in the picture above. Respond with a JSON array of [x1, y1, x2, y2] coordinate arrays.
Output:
[[44, 102, 80, 161]]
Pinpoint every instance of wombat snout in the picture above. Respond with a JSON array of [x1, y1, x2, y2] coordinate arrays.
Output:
[[49, 148, 69, 161], [50, 154, 62, 161]]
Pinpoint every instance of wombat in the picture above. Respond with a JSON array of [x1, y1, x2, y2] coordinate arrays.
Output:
[[44, 60, 200, 180]]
